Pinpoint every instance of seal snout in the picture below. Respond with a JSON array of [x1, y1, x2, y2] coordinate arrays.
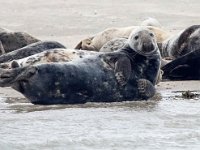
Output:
[[142, 42, 155, 53]]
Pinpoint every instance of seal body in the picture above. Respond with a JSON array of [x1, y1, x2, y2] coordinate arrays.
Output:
[[100, 38, 127, 52], [0, 28, 161, 104], [162, 48, 200, 80], [0, 49, 97, 69], [0, 41, 66, 64], [0, 49, 160, 104], [0, 28, 39, 54], [75, 26, 171, 51], [161, 25, 200, 59], [141, 17, 162, 28]]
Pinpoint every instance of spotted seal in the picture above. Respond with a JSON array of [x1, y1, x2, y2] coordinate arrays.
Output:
[[0, 28, 39, 54], [0, 41, 66, 64], [0, 49, 97, 69], [99, 37, 164, 84], [161, 25, 200, 59], [0, 27, 160, 104]]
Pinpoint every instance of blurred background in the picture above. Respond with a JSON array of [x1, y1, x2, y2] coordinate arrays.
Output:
[[0, 0, 200, 47]]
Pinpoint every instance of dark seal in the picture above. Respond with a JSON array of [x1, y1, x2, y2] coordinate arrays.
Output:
[[0, 28, 39, 54], [0, 41, 66, 63], [162, 48, 200, 80], [0, 27, 160, 104], [161, 25, 200, 59]]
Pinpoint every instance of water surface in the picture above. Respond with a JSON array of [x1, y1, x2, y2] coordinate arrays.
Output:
[[1, 91, 200, 150]]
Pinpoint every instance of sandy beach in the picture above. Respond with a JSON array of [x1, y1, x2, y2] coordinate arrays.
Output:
[[0, 0, 200, 97], [1, 1, 200, 149]]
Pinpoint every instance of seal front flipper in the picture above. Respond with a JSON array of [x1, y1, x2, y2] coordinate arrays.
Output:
[[137, 79, 155, 99], [114, 57, 131, 86], [164, 64, 192, 80]]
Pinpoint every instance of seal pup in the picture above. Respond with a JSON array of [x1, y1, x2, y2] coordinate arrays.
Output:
[[162, 48, 200, 80], [0, 41, 66, 64], [0, 27, 161, 104], [0, 28, 39, 54], [75, 26, 171, 51], [161, 25, 200, 59]]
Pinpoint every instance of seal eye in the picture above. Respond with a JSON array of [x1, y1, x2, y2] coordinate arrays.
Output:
[[150, 33, 154, 37], [134, 35, 139, 40]]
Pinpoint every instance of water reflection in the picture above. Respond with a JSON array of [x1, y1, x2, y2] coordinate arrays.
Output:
[[1, 90, 200, 149], [1, 92, 162, 113]]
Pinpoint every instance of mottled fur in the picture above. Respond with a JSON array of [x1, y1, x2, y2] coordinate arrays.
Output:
[[0, 28, 39, 54], [0, 49, 97, 69], [0, 28, 160, 104], [0, 41, 66, 64]]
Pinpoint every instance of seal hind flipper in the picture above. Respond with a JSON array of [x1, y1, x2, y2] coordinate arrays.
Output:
[[0, 66, 38, 87], [114, 57, 131, 86], [74, 37, 94, 50]]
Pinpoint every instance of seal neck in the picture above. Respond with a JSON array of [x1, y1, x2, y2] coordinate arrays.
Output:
[[120, 44, 160, 60], [120, 45, 138, 61]]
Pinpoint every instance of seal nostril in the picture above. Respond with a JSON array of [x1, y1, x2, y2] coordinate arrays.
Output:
[[150, 43, 155, 51], [142, 43, 155, 52]]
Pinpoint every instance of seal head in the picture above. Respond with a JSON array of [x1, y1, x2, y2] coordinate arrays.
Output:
[[128, 27, 159, 57]]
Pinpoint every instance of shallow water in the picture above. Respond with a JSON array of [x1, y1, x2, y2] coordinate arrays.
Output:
[[1, 91, 200, 150]]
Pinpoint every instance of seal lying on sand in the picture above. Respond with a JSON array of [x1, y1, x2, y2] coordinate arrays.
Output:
[[162, 48, 200, 80], [75, 18, 170, 51], [0, 27, 160, 104], [161, 25, 200, 59], [0, 28, 39, 54], [0, 41, 66, 63], [141, 17, 162, 28], [75, 26, 171, 51], [100, 37, 163, 83], [0, 49, 97, 69]]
